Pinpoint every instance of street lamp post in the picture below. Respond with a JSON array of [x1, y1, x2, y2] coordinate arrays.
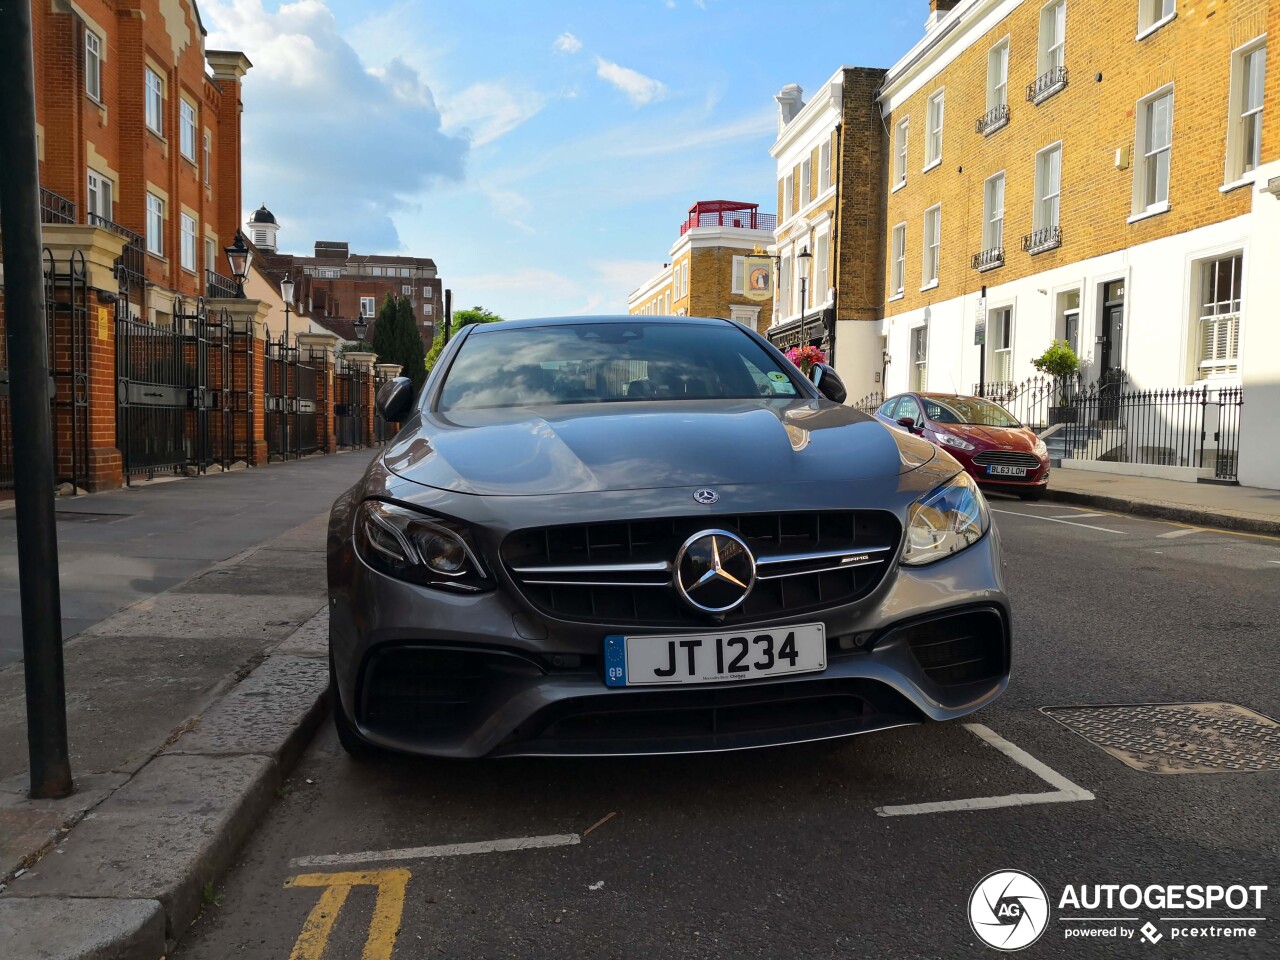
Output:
[[280, 272, 294, 347], [224, 231, 252, 299], [353, 316, 368, 343], [797, 245, 812, 345]]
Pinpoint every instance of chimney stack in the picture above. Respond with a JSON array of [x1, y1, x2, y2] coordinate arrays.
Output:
[[926, 0, 961, 31]]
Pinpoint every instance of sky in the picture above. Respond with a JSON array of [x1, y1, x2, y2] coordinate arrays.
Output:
[[202, 0, 924, 320]]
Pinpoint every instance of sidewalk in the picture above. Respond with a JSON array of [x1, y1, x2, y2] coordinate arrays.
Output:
[[1041, 464, 1280, 535]]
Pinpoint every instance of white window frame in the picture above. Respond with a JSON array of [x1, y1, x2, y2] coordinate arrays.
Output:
[[813, 231, 830, 307], [731, 256, 746, 295], [1194, 252, 1243, 380], [779, 255, 792, 318], [1033, 143, 1062, 232], [1224, 39, 1267, 186], [423, 287, 433, 299], [911, 325, 929, 391], [1038, 0, 1066, 75], [360, 296, 376, 318], [890, 224, 906, 298], [401, 284, 412, 295], [921, 205, 941, 289], [85, 30, 101, 101], [819, 141, 831, 192], [987, 39, 1009, 113], [87, 168, 112, 222], [1131, 86, 1173, 219], [145, 67, 164, 135], [988, 306, 1014, 382], [983, 172, 1005, 254], [801, 159, 812, 207], [202, 131, 211, 185], [784, 175, 794, 218], [145, 193, 164, 256], [924, 90, 944, 169], [1137, 0, 1176, 39], [179, 100, 197, 161], [204, 236, 216, 275], [424, 303, 433, 317], [180, 214, 197, 272], [893, 118, 909, 188]]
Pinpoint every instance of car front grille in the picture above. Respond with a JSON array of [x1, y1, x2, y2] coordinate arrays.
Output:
[[897, 608, 1007, 687], [501, 511, 900, 627], [971, 450, 1040, 468]]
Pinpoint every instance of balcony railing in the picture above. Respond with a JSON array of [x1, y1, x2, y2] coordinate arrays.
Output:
[[40, 186, 77, 224], [971, 247, 1005, 271], [680, 210, 776, 235], [1027, 65, 1068, 104], [88, 213, 146, 292], [206, 269, 238, 299], [975, 104, 1010, 136], [1021, 225, 1062, 255]]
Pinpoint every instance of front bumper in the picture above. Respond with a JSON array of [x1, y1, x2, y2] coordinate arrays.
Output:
[[330, 517, 1010, 758]]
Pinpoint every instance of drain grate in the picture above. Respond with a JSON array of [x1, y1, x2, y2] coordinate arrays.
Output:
[[1041, 702, 1280, 774]]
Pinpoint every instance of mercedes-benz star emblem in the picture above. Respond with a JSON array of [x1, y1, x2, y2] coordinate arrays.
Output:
[[674, 530, 756, 613], [692, 488, 719, 505]]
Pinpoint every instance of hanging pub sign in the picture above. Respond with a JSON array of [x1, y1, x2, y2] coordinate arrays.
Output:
[[743, 256, 773, 302]]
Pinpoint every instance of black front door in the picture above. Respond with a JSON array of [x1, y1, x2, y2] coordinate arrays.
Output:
[[1100, 280, 1125, 374]]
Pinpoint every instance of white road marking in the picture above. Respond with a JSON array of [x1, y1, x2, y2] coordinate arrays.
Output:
[[1050, 512, 1107, 519], [290, 833, 581, 869], [875, 723, 1094, 817], [1269, 561, 1280, 566], [1157, 528, 1198, 539], [990, 508, 1124, 534]]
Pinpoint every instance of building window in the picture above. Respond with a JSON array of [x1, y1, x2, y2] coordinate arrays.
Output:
[[1133, 88, 1173, 216], [801, 159, 812, 206], [894, 118, 908, 186], [401, 284, 412, 295], [1138, 0, 1175, 35], [145, 68, 163, 135], [814, 232, 829, 306], [1034, 145, 1061, 232], [987, 40, 1009, 113], [983, 172, 1005, 259], [424, 304, 433, 317], [925, 91, 944, 167], [819, 141, 831, 192], [180, 214, 196, 271], [85, 30, 101, 101], [1038, 0, 1066, 74], [423, 287, 433, 298], [922, 205, 941, 287], [204, 237, 216, 274], [1056, 289, 1081, 355], [779, 255, 791, 317], [681, 261, 689, 297], [202, 132, 211, 184], [1227, 42, 1266, 181], [87, 169, 113, 222], [784, 175, 794, 218], [989, 307, 1013, 382], [1196, 253, 1242, 378], [180, 101, 197, 161], [731, 256, 746, 295], [360, 296, 375, 318], [146, 193, 164, 256], [891, 223, 906, 296], [911, 325, 928, 391]]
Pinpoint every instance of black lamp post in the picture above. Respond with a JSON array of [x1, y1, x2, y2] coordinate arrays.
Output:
[[797, 245, 812, 343], [353, 316, 368, 343], [224, 231, 252, 299], [280, 272, 294, 346]]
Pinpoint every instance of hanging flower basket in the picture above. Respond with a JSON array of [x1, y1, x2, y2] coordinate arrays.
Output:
[[785, 345, 827, 375]]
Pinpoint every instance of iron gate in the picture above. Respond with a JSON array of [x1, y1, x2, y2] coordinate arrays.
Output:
[[264, 336, 292, 461], [334, 356, 368, 449]]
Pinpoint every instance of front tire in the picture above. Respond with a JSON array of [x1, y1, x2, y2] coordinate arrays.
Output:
[[330, 652, 378, 759]]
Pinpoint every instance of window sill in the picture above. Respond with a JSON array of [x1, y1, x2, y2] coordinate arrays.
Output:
[[981, 115, 1009, 137], [1135, 12, 1176, 42], [891, 179, 907, 194], [181, 153, 197, 167], [920, 280, 939, 292], [888, 292, 905, 303], [181, 266, 198, 276], [1219, 175, 1256, 195], [146, 126, 166, 143], [922, 158, 942, 174], [1127, 202, 1170, 224], [147, 252, 167, 263], [1029, 80, 1065, 106]]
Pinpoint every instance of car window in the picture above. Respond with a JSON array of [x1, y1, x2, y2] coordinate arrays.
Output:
[[927, 397, 1020, 427], [877, 397, 900, 419], [438, 322, 805, 410], [897, 396, 922, 424], [923, 399, 962, 424]]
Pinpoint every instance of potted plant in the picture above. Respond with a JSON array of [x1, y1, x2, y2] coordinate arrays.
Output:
[[1031, 340, 1081, 423], [785, 344, 827, 377]]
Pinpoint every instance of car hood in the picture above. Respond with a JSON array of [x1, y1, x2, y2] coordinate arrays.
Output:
[[383, 399, 915, 496], [937, 423, 1037, 450]]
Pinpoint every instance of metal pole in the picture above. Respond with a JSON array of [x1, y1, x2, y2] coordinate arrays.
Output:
[[799, 278, 807, 346], [978, 284, 987, 398], [0, 0, 74, 799], [442, 288, 453, 345]]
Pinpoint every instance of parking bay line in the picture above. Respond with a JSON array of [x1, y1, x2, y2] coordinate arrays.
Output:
[[875, 723, 1094, 817], [990, 508, 1125, 534], [1157, 528, 1199, 539], [290, 833, 581, 869]]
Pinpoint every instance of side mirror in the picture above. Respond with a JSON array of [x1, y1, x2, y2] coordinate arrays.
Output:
[[896, 416, 920, 434], [809, 363, 847, 404], [375, 376, 416, 423]]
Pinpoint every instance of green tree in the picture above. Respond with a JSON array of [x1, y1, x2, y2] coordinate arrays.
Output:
[[369, 293, 399, 360], [368, 293, 427, 393], [425, 306, 503, 375]]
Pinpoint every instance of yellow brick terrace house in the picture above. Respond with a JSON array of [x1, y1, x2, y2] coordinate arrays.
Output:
[[876, 0, 1278, 489]]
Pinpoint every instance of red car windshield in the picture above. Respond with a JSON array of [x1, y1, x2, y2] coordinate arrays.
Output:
[[923, 397, 1020, 428]]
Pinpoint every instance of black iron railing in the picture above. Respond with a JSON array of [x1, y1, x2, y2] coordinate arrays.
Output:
[[852, 391, 883, 414], [88, 213, 146, 291], [206, 269, 238, 299], [974, 374, 1080, 430], [1022, 225, 1062, 255], [972, 247, 1005, 271], [975, 104, 1010, 136], [40, 186, 77, 224], [1027, 65, 1068, 104]]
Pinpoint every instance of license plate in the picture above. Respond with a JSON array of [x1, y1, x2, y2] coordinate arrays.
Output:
[[604, 624, 826, 687], [987, 464, 1028, 476]]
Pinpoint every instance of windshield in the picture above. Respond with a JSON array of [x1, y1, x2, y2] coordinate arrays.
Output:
[[923, 396, 1021, 428], [438, 322, 804, 411]]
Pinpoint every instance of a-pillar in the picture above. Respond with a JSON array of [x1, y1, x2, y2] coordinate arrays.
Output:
[[40, 224, 128, 491], [206, 296, 272, 466], [343, 351, 379, 447], [297, 332, 341, 454]]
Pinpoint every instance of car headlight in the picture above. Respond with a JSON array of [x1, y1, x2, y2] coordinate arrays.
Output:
[[901, 471, 990, 566], [354, 500, 491, 592], [1033, 437, 1048, 458], [934, 432, 975, 452]]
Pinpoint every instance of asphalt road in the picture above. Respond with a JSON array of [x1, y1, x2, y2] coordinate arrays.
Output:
[[176, 498, 1280, 960]]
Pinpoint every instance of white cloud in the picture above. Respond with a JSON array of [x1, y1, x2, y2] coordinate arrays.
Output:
[[202, 0, 465, 253], [553, 32, 582, 54], [593, 56, 667, 106], [450, 267, 582, 299], [440, 81, 547, 147]]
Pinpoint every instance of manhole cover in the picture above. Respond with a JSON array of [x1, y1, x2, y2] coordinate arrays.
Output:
[[1041, 702, 1280, 774]]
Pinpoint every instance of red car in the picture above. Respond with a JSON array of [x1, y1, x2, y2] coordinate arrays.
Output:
[[873, 392, 1049, 500]]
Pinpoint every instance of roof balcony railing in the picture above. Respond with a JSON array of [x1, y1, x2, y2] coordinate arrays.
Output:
[[40, 186, 77, 224]]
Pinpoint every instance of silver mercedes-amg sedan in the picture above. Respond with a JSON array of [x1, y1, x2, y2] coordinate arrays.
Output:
[[327, 315, 1009, 758]]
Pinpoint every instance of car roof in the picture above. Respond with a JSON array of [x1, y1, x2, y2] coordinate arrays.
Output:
[[466, 314, 734, 332], [918, 392, 988, 401]]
